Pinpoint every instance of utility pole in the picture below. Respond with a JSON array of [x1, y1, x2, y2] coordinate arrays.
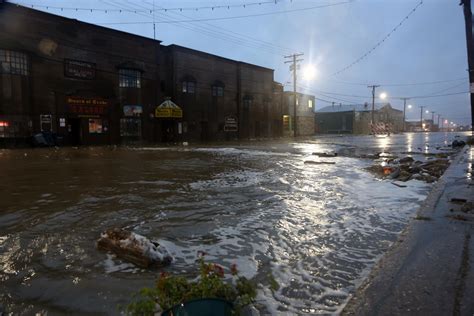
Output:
[[368, 85, 380, 127], [284, 53, 304, 137], [437, 114, 441, 131], [419, 106, 424, 131], [400, 97, 410, 132], [461, 0, 474, 133], [431, 111, 435, 132]]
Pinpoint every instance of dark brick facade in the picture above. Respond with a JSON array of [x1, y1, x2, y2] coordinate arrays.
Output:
[[0, 2, 284, 146]]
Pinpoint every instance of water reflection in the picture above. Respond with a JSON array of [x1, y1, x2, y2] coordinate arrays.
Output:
[[0, 132, 468, 314]]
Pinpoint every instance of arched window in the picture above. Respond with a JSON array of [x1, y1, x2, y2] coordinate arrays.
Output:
[[119, 68, 141, 88], [211, 80, 225, 97], [181, 75, 196, 94]]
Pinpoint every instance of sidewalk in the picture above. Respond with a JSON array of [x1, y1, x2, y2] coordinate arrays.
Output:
[[343, 146, 474, 316]]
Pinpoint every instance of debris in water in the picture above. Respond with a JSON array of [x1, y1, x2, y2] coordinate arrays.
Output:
[[304, 161, 336, 165], [312, 152, 337, 157], [97, 228, 172, 268]]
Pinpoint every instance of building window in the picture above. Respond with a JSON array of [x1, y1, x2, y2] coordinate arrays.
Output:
[[89, 119, 103, 134], [182, 81, 195, 94], [120, 118, 142, 137], [308, 99, 313, 108], [0, 50, 29, 75], [212, 86, 224, 97], [0, 121, 10, 138], [243, 98, 252, 110], [119, 69, 141, 88]]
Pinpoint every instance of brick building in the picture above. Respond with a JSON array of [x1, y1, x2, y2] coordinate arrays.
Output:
[[315, 103, 403, 134], [0, 2, 284, 146], [282, 92, 316, 136]]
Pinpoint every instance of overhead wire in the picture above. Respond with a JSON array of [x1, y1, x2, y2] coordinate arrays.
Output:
[[9, 0, 284, 13], [330, 0, 423, 77], [97, 1, 352, 25], [100, 0, 291, 57], [141, 0, 295, 55]]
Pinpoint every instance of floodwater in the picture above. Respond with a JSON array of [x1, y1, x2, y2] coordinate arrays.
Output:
[[0, 132, 468, 315]]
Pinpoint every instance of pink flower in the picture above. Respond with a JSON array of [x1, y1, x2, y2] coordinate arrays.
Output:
[[230, 263, 238, 276]]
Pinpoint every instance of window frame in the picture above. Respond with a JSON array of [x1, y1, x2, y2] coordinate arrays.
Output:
[[182, 81, 196, 94], [119, 68, 141, 88], [0, 49, 29, 76]]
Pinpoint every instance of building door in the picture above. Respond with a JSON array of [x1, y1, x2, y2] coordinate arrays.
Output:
[[200, 121, 209, 141], [68, 118, 81, 145]]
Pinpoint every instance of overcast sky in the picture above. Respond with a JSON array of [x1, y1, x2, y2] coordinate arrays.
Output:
[[12, 0, 473, 126]]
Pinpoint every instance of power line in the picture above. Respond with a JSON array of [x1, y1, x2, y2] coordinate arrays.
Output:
[[331, 0, 423, 76], [141, 0, 295, 55], [96, 2, 352, 25], [100, 0, 292, 57], [10, 0, 284, 13], [328, 77, 468, 87]]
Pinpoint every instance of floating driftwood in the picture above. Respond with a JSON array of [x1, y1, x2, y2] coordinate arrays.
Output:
[[97, 228, 172, 268], [304, 161, 336, 165], [312, 152, 338, 157]]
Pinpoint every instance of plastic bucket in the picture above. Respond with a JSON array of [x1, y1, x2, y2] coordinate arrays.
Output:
[[161, 298, 234, 316]]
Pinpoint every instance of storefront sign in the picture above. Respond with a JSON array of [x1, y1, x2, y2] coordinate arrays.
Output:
[[123, 105, 143, 117], [224, 115, 238, 132], [67, 96, 108, 116], [155, 107, 183, 118], [40, 114, 52, 132], [64, 59, 96, 80]]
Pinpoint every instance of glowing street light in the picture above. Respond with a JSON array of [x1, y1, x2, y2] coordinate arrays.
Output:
[[379, 92, 387, 100], [425, 110, 430, 114], [302, 64, 317, 81], [407, 104, 412, 109]]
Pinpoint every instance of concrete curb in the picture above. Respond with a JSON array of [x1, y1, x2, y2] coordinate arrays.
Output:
[[342, 146, 474, 316]]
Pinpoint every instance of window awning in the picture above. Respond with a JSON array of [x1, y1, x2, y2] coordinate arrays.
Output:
[[155, 99, 183, 118]]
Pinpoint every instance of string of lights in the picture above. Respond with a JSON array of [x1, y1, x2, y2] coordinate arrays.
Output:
[[328, 77, 468, 87], [9, 0, 285, 13], [96, 2, 352, 25], [98, 0, 292, 56], [331, 0, 423, 77]]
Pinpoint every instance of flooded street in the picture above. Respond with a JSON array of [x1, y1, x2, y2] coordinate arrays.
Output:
[[0, 133, 466, 315]]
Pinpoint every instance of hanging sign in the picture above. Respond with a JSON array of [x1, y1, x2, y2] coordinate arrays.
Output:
[[224, 115, 238, 132]]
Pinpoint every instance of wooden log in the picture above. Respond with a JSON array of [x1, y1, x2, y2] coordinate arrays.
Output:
[[97, 228, 172, 268]]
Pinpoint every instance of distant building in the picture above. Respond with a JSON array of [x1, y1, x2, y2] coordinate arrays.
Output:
[[315, 103, 403, 134], [282, 92, 315, 136], [0, 3, 284, 146]]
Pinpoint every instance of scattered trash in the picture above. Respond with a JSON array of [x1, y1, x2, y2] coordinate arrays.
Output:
[[97, 228, 172, 268], [304, 161, 336, 165], [365, 156, 450, 183]]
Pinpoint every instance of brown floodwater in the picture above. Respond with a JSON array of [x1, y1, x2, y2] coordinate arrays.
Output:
[[0, 132, 466, 315]]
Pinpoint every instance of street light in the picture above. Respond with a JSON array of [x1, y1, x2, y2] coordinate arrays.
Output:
[[407, 104, 412, 109], [302, 64, 317, 81], [379, 92, 387, 100]]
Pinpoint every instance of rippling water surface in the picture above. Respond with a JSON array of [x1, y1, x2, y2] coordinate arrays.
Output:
[[0, 133, 466, 315]]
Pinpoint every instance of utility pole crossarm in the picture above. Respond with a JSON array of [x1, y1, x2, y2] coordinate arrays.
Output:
[[284, 53, 304, 137]]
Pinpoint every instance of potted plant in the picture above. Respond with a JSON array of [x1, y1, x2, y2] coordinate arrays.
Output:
[[126, 257, 257, 316]]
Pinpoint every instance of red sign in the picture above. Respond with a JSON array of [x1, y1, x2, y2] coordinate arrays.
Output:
[[67, 97, 108, 115]]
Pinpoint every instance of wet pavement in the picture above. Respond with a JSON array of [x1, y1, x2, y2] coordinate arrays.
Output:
[[0, 132, 468, 315], [342, 144, 474, 316]]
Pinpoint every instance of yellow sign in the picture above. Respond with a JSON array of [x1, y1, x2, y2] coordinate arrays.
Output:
[[155, 99, 183, 118]]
